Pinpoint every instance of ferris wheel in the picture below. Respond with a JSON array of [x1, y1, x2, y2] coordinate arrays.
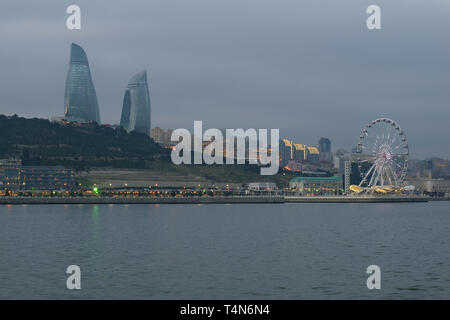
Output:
[[356, 118, 409, 188]]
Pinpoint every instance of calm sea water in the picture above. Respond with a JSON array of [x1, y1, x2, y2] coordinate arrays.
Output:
[[0, 202, 449, 299]]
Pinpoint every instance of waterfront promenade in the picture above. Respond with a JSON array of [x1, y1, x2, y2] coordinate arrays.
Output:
[[285, 196, 429, 203], [0, 195, 430, 204], [0, 196, 285, 205]]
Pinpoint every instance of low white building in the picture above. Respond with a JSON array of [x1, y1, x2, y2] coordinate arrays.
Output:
[[406, 178, 450, 194], [247, 182, 277, 191]]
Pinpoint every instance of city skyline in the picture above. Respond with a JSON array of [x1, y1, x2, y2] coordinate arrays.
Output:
[[0, 1, 449, 159], [1, 1, 450, 303]]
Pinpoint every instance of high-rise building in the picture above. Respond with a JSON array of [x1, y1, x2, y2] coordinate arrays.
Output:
[[120, 70, 151, 135], [306, 146, 320, 163], [293, 144, 306, 161], [280, 139, 293, 168], [280, 139, 324, 167], [64, 43, 101, 124], [318, 137, 331, 153], [319, 137, 332, 162]]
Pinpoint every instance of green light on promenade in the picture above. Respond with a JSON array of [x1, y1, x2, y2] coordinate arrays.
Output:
[[93, 187, 99, 195]]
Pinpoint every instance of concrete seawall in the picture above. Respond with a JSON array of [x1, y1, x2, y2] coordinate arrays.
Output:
[[285, 196, 429, 203], [0, 195, 431, 204], [0, 196, 285, 205]]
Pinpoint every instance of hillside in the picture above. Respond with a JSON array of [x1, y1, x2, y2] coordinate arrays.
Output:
[[0, 115, 291, 186], [0, 115, 168, 170]]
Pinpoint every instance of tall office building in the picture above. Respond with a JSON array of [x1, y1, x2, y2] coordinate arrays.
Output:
[[64, 43, 101, 124], [293, 143, 306, 161], [120, 70, 151, 135], [318, 137, 331, 153], [319, 137, 332, 162], [306, 146, 320, 163], [280, 139, 293, 168]]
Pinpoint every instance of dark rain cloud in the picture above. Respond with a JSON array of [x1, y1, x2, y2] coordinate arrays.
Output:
[[0, 0, 449, 158]]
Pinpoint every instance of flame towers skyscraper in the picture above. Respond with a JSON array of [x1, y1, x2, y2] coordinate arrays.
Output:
[[120, 70, 151, 135], [64, 43, 101, 124]]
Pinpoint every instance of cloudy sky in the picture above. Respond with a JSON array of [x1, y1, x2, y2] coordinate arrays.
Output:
[[0, 0, 449, 158]]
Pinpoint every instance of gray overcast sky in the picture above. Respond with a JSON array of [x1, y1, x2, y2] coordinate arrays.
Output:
[[0, 0, 449, 159]]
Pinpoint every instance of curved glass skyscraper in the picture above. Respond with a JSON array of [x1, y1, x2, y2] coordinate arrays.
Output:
[[120, 70, 151, 135], [64, 43, 101, 124]]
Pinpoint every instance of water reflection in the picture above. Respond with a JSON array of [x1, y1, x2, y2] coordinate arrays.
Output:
[[92, 205, 99, 223]]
